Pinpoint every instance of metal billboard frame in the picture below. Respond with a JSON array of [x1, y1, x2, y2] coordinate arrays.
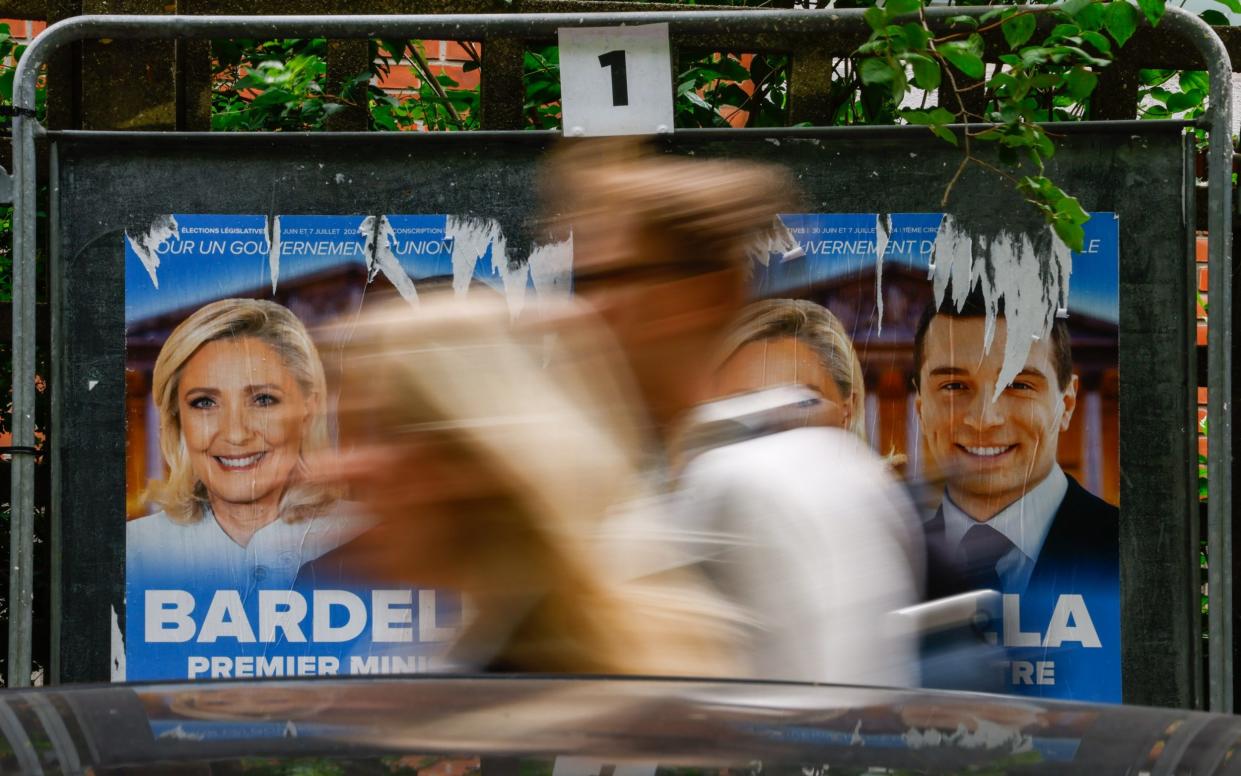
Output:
[[6, 8, 1234, 709]]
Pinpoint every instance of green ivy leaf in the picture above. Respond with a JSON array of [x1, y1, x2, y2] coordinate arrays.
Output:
[[1106, 0, 1141, 44], [1054, 218, 1087, 252], [1075, 3, 1106, 30], [860, 57, 899, 85], [1056, 193, 1090, 224], [250, 88, 296, 107], [1181, 70, 1209, 91], [945, 14, 980, 27], [884, 0, 921, 16], [989, 72, 1018, 93], [1199, 9, 1231, 25], [1080, 30, 1112, 53], [371, 104, 398, 131], [1065, 66, 1099, 99], [939, 41, 985, 79], [378, 38, 409, 62], [1002, 14, 1038, 48], [1063, 0, 1095, 17], [901, 107, 954, 124], [1167, 88, 1206, 112], [903, 23, 931, 50], [910, 54, 941, 90], [931, 125, 960, 146], [882, 24, 912, 50], [901, 108, 933, 124], [864, 6, 887, 33], [1020, 47, 1052, 68], [1137, 0, 1166, 27], [1049, 22, 1083, 41], [1212, 0, 1241, 13], [1030, 73, 1064, 89]]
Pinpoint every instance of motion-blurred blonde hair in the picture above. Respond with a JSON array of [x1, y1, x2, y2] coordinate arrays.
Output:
[[720, 298, 868, 442], [147, 298, 338, 524], [335, 294, 741, 676], [539, 138, 799, 271]]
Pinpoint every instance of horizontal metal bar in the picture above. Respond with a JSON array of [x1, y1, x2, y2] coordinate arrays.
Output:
[[42, 119, 1194, 145], [5, 6, 1060, 114]]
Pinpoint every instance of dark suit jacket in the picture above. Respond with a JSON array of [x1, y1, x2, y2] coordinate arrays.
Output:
[[923, 474, 1120, 600]]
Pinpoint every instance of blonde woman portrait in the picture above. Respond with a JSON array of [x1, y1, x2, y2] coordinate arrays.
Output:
[[127, 298, 369, 589], [714, 298, 867, 441]]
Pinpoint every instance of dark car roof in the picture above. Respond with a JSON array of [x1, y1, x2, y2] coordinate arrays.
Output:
[[0, 676, 1238, 775]]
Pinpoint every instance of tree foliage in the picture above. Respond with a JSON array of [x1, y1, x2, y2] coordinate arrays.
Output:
[[204, 0, 1231, 250]]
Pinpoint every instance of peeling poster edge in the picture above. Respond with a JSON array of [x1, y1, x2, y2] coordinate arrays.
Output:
[[359, 215, 419, 306], [931, 214, 1073, 402], [125, 214, 179, 291]]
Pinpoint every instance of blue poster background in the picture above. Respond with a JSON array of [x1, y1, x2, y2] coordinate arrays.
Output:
[[125, 212, 1122, 699], [124, 214, 491, 681], [761, 212, 1121, 703]]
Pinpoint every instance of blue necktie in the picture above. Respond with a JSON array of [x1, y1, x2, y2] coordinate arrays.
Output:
[[960, 523, 1014, 592]]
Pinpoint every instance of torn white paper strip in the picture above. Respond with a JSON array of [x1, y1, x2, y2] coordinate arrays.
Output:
[[874, 213, 892, 336], [446, 216, 504, 298], [931, 215, 1073, 402], [124, 214, 179, 290], [268, 215, 282, 294], [359, 215, 419, 305]]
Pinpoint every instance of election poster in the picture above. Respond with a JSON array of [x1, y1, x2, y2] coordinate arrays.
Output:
[[123, 207, 1119, 702], [121, 213, 569, 682], [744, 213, 1120, 702]]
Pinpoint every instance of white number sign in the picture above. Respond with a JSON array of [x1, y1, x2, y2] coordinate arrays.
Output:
[[557, 24, 675, 137]]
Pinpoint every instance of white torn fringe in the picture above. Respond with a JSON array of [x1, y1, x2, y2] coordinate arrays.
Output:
[[749, 216, 804, 266], [528, 235, 574, 300], [446, 216, 529, 318], [874, 213, 892, 335], [124, 214, 179, 290], [931, 214, 1073, 402], [268, 215, 282, 294], [359, 215, 419, 305]]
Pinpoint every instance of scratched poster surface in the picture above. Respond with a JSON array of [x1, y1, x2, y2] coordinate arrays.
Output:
[[747, 212, 1120, 702], [121, 214, 571, 682], [122, 209, 1120, 700]]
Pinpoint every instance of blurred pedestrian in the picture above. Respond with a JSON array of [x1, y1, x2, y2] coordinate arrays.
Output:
[[317, 294, 742, 676], [540, 140, 923, 686]]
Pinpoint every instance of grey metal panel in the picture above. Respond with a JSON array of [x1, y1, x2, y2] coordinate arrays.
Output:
[[52, 127, 1192, 707]]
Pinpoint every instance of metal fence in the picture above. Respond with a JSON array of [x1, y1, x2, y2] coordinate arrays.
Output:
[[2, 7, 1234, 712]]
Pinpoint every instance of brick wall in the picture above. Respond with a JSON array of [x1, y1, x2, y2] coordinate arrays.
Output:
[[1, 20, 478, 124], [0, 16, 44, 44]]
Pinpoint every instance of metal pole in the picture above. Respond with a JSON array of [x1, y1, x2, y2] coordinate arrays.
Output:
[[7, 106, 36, 687], [1162, 5, 1239, 713]]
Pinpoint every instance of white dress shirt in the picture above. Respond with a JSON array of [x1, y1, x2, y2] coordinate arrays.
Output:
[[676, 426, 923, 687], [940, 465, 1068, 593], [127, 503, 374, 591]]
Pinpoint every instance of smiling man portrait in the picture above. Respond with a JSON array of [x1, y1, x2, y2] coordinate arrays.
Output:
[[913, 285, 1119, 600]]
